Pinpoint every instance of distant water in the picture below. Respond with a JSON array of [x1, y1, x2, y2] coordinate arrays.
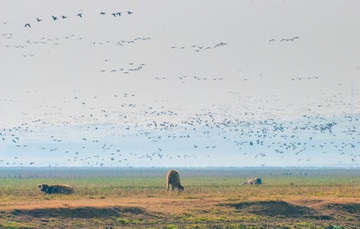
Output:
[[0, 114, 359, 167], [1, 167, 359, 179]]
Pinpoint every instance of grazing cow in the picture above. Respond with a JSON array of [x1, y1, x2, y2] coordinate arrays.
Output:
[[240, 178, 262, 185], [38, 183, 74, 194], [166, 170, 184, 191]]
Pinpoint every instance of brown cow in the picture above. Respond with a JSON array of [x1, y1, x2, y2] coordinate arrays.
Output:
[[166, 170, 184, 191], [240, 178, 262, 185], [38, 183, 74, 194]]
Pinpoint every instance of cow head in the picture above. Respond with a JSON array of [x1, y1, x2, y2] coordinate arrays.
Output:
[[255, 178, 262, 184], [38, 183, 49, 192]]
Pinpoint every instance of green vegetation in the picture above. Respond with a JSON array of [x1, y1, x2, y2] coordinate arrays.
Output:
[[0, 221, 36, 229], [116, 218, 140, 225], [0, 168, 359, 228], [0, 174, 359, 201]]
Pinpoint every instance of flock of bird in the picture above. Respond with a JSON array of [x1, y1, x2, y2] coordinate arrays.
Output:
[[0, 94, 359, 167], [92, 37, 151, 46], [290, 76, 320, 81], [24, 11, 134, 29], [269, 36, 300, 43], [3, 33, 78, 51], [0, 8, 359, 168], [170, 42, 228, 53], [151, 75, 225, 82], [100, 62, 146, 75]]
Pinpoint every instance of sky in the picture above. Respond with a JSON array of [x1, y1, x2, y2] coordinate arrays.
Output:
[[0, 0, 359, 167]]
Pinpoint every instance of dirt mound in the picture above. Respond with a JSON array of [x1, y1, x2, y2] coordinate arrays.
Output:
[[322, 203, 360, 214], [11, 206, 146, 218], [223, 200, 320, 217]]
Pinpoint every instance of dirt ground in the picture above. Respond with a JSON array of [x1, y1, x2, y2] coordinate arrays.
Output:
[[1, 195, 360, 228]]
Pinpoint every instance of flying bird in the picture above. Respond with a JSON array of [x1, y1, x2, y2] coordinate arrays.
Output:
[[25, 24, 31, 28], [36, 18, 42, 22], [77, 13, 83, 18], [127, 11, 133, 14], [100, 12, 106, 15], [52, 16, 58, 21]]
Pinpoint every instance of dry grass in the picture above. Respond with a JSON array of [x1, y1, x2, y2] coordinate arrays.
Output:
[[0, 169, 359, 228]]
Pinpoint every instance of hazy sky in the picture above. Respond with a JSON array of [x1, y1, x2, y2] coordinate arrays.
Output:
[[0, 0, 359, 167]]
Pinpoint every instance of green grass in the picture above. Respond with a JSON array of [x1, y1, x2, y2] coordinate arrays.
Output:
[[0, 174, 359, 202], [116, 218, 140, 225], [0, 221, 36, 229]]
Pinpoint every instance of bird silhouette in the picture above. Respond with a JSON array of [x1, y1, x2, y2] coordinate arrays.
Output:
[[52, 16, 58, 21], [36, 18, 42, 22], [24, 24, 31, 28], [77, 13, 83, 18]]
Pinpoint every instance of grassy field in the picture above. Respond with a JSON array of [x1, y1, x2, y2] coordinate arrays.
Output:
[[0, 168, 359, 228]]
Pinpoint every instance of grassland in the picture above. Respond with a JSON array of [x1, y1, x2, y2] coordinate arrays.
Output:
[[0, 168, 359, 228]]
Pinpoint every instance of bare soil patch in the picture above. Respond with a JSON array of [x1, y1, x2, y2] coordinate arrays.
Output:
[[222, 200, 318, 217], [322, 202, 360, 214], [11, 206, 146, 218]]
